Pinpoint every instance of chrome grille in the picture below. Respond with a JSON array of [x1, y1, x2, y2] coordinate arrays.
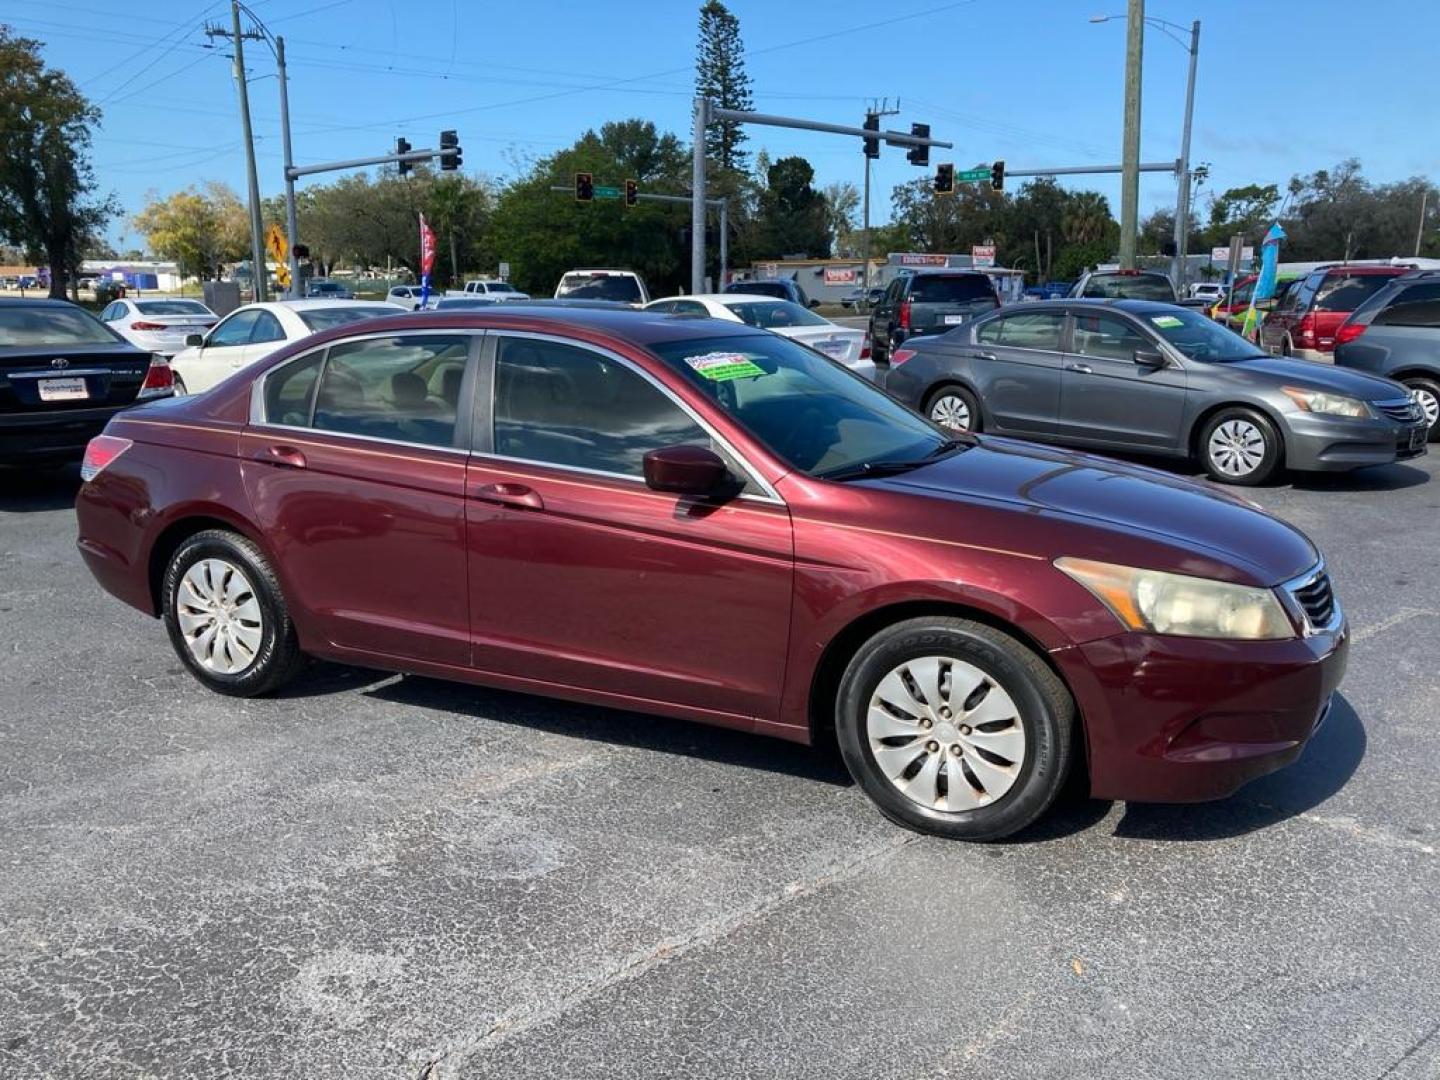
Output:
[[1288, 568, 1336, 630], [1376, 397, 1423, 424]]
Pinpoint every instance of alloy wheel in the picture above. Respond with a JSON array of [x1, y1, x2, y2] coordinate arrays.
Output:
[[1208, 419, 1266, 477], [866, 656, 1026, 812], [929, 394, 972, 431], [176, 557, 264, 674]]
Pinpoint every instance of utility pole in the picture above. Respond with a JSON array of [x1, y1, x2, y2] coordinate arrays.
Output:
[[206, 4, 268, 301], [691, 97, 708, 293], [1172, 19, 1200, 290], [862, 98, 900, 297], [1417, 189, 1429, 257], [276, 35, 300, 298], [1119, 0, 1145, 269]]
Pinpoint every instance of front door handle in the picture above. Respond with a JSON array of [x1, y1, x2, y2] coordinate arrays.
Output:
[[1067, 362, 1094, 374], [253, 444, 307, 469], [471, 481, 544, 511], [976, 350, 998, 361]]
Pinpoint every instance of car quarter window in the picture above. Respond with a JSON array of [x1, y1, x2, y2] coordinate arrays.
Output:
[[100, 303, 119, 321], [263, 351, 325, 427], [976, 311, 1064, 350], [250, 311, 286, 344], [310, 333, 471, 448], [672, 300, 708, 315], [1072, 312, 1151, 362], [209, 310, 260, 347], [492, 336, 713, 478]]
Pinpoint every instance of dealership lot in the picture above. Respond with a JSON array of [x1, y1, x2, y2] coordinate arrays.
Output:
[[2, 457, 1438, 1079]]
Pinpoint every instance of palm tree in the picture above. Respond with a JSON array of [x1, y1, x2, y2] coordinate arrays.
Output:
[[1063, 192, 1112, 246]]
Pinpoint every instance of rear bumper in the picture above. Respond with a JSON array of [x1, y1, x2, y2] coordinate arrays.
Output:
[[0, 404, 136, 464], [1281, 412, 1427, 471], [1055, 623, 1349, 803]]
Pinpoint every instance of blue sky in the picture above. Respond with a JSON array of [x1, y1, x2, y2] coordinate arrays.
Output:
[[6, 0, 1438, 250]]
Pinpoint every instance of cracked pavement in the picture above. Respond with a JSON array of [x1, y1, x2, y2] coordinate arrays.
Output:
[[1, 455, 1437, 1079]]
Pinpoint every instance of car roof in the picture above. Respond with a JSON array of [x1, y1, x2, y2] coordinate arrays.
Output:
[[989, 298, 1183, 315], [0, 297, 80, 308], [248, 299, 403, 311], [665, 293, 784, 304], [309, 308, 767, 348]]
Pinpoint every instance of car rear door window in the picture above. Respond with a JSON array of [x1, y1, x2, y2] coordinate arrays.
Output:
[[1373, 298, 1440, 328], [311, 334, 470, 448], [976, 311, 1064, 350], [492, 336, 710, 477], [1315, 274, 1397, 312], [250, 311, 286, 344], [1072, 312, 1151, 362], [909, 276, 994, 303], [208, 310, 260, 347]]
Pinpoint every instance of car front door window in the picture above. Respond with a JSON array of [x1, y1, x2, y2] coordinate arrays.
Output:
[[1072, 312, 1150, 362]]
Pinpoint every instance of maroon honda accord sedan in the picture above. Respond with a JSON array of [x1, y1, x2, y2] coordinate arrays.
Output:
[[75, 309, 1348, 840]]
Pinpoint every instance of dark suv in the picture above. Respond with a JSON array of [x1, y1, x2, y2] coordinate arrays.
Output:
[[724, 278, 814, 307], [1259, 264, 1408, 361], [1334, 269, 1440, 439], [868, 271, 1000, 362]]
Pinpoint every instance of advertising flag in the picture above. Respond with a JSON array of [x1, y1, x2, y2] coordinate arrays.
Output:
[[418, 213, 437, 308]]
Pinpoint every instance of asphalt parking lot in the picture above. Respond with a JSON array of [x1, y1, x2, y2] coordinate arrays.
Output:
[[2, 455, 1438, 1080]]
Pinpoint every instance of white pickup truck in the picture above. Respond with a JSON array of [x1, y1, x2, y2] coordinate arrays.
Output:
[[444, 279, 529, 301]]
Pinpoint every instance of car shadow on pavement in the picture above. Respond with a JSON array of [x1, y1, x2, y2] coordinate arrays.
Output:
[[363, 673, 856, 787], [0, 464, 81, 511], [1288, 462, 1431, 492], [1111, 692, 1366, 842]]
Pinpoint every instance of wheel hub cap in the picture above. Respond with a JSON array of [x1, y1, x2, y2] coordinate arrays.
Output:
[[176, 558, 263, 675], [866, 656, 1026, 813], [1415, 388, 1439, 426], [930, 395, 971, 431], [1208, 419, 1265, 476]]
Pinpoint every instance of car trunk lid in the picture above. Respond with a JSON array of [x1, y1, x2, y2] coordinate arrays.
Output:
[[0, 345, 153, 415]]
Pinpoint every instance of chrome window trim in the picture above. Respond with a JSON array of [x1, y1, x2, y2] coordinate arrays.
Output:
[[1278, 560, 1344, 637], [247, 419, 472, 458], [489, 329, 784, 504]]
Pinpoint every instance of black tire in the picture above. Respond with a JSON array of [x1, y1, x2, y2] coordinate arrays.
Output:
[[924, 384, 982, 432], [1198, 406, 1283, 486], [1279, 336, 1293, 358], [162, 528, 305, 697], [835, 617, 1075, 841], [1401, 376, 1440, 442], [869, 324, 888, 364]]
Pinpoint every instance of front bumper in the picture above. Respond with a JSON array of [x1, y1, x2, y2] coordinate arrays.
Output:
[[1054, 623, 1348, 803], [1281, 411, 1428, 471]]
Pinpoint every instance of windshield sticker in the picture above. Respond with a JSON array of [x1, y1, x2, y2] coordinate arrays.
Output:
[[684, 352, 766, 382], [1150, 315, 1184, 328]]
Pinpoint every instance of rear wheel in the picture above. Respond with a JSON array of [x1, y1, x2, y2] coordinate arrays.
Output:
[[925, 385, 981, 432], [835, 617, 1074, 841], [1199, 407, 1282, 485], [1402, 376, 1440, 441]]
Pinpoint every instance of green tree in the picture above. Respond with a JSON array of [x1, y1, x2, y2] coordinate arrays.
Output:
[[1279, 160, 1438, 261], [1002, 177, 1070, 281], [133, 182, 248, 281], [695, 1, 753, 173], [0, 25, 117, 298], [1203, 182, 1280, 250], [823, 181, 860, 257], [751, 156, 831, 259], [889, 173, 1005, 254]]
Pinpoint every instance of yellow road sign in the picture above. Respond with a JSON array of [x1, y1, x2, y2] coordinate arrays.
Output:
[[274, 264, 291, 289], [265, 223, 288, 263]]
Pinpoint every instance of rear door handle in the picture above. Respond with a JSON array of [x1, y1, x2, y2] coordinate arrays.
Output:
[[976, 351, 998, 361], [253, 445, 307, 469], [471, 481, 544, 511], [1067, 363, 1094, 374]]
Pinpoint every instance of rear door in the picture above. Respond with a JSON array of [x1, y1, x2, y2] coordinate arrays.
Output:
[[907, 274, 998, 337], [965, 309, 1065, 434], [1058, 309, 1187, 450]]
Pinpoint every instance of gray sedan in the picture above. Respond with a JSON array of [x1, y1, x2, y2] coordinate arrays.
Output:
[[882, 299, 1429, 485]]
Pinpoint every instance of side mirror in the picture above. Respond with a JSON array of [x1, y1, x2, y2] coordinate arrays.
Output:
[[643, 444, 734, 498], [185, 333, 205, 348], [1133, 347, 1167, 368], [808, 299, 821, 309]]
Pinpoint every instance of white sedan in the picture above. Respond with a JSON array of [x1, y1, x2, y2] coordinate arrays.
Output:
[[99, 297, 217, 356], [645, 294, 870, 367], [170, 299, 405, 394]]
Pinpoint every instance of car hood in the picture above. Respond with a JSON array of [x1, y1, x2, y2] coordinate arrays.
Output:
[[1224, 355, 1404, 400], [872, 436, 1317, 585]]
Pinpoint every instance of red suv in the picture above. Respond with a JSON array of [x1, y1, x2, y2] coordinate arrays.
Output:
[[1260, 265, 1408, 361]]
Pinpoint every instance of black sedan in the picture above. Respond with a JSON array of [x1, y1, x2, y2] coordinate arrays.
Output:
[[883, 299, 1428, 485], [1, 299, 174, 466]]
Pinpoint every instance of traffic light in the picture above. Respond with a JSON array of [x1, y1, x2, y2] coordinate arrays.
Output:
[[862, 112, 880, 160], [395, 137, 412, 176], [906, 123, 930, 167], [624, 178, 638, 207], [440, 129, 460, 171], [990, 159, 1006, 192], [575, 171, 593, 202], [934, 163, 955, 196]]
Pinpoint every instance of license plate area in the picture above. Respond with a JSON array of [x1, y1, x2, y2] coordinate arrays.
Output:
[[943, 314, 965, 325], [38, 377, 89, 401]]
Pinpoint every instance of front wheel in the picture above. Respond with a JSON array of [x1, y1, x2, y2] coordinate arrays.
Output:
[[1402, 376, 1440, 441], [1199, 407, 1282, 485], [925, 385, 981, 432], [835, 617, 1075, 841]]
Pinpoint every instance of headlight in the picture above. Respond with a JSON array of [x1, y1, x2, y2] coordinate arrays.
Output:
[[1055, 557, 1295, 640], [1281, 386, 1372, 418]]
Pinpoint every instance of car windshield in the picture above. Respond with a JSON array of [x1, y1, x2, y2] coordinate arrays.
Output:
[[556, 274, 641, 302], [0, 305, 121, 346], [650, 333, 951, 478], [909, 275, 993, 303], [135, 300, 210, 316], [297, 306, 398, 331], [723, 300, 828, 329], [1141, 307, 1264, 363], [1082, 273, 1176, 300], [310, 283, 344, 295]]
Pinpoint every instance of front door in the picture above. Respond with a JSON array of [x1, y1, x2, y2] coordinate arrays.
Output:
[[240, 331, 477, 665], [967, 309, 1066, 434], [464, 332, 794, 725], [1058, 310, 1187, 450]]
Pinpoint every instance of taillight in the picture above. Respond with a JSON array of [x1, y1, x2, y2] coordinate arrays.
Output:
[[1334, 322, 1367, 346], [138, 355, 174, 398], [80, 435, 132, 481], [899, 299, 912, 329], [860, 341, 871, 360], [130, 320, 168, 331], [1296, 315, 1316, 343], [891, 348, 917, 366]]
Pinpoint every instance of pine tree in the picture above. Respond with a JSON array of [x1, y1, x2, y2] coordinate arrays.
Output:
[[695, 1, 754, 172]]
